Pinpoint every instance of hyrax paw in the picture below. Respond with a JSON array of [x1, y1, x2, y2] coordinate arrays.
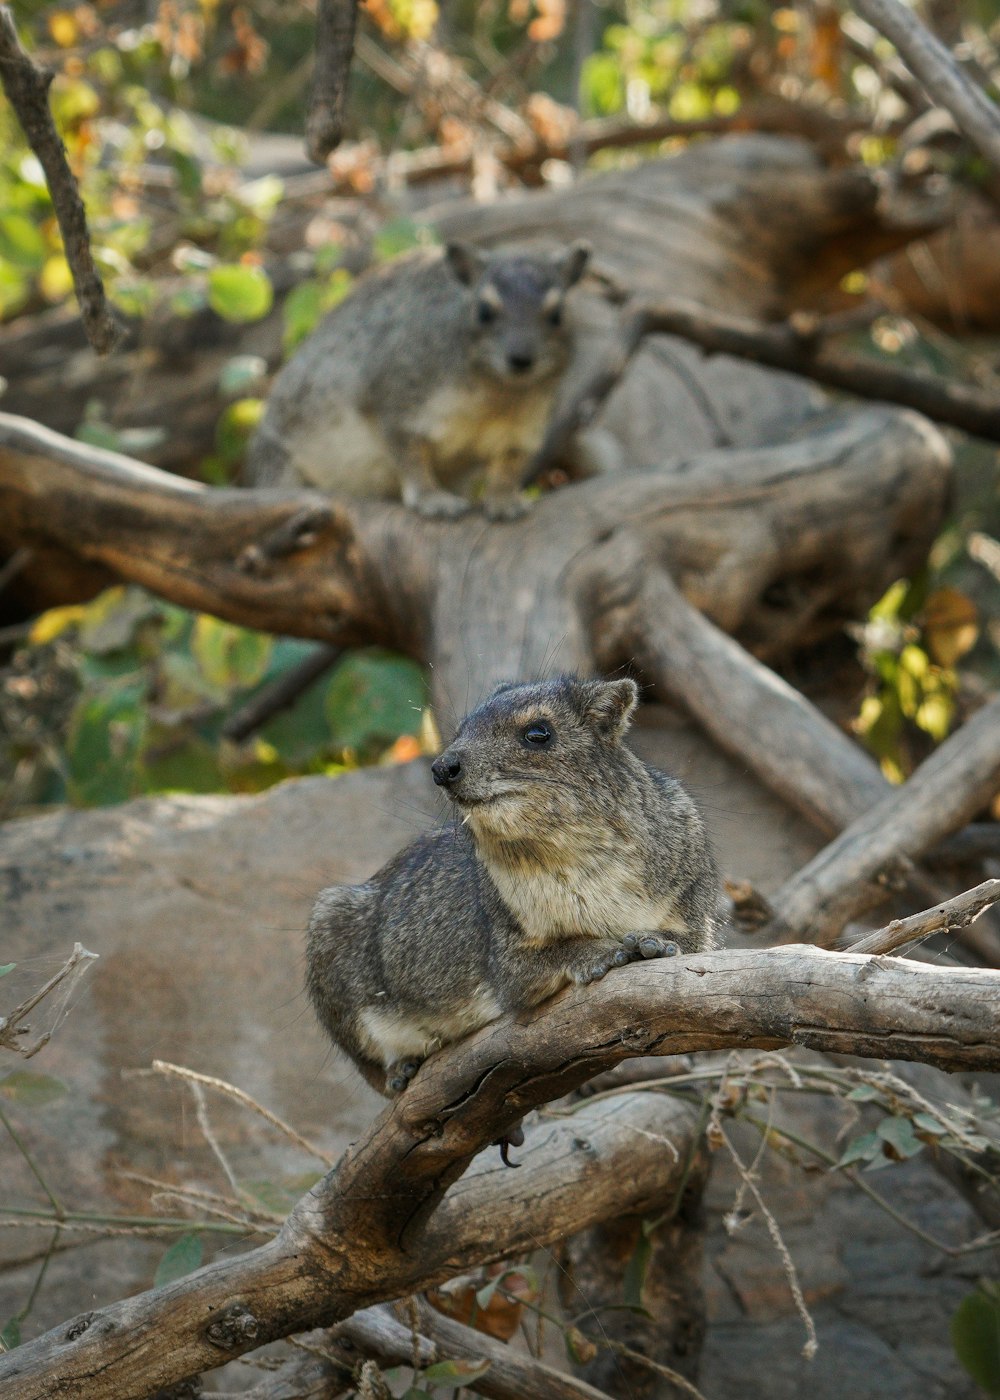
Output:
[[483, 494, 532, 522], [414, 490, 472, 519], [386, 1057, 423, 1095], [622, 932, 680, 961]]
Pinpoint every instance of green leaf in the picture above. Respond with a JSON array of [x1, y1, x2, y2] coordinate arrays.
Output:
[[876, 1115, 924, 1160], [1, 1317, 21, 1350], [0, 212, 47, 269], [77, 587, 159, 656], [0, 964, 15, 979], [912, 1112, 949, 1137], [325, 651, 427, 754], [214, 397, 264, 466], [623, 1228, 652, 1309], [66, 682, 146, 806], [0, 1071, 68, 1108], [565, 1324, 598, 1365], [373, 218, 435, 261], [193, 616, 272, 694], [846, 1084, 881, 1102], [422, 1358, 491, 1384], [836, 1131, 881, 1168], [154, 1232, 203, 1289], [952, 1288, 1000, 1394], [208, 264, 273, 323]]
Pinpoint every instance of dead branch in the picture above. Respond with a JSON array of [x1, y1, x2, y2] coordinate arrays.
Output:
[[306, 0, 359, 165], [0, 943, 98, 1058], [853, 0, 1000, 177], [339, 1301, 617, 1400], [849, 878, 1000, 955], [2, 943, 999, 1400], [634, 300, 1000, 444], [0, 8, 122, 355], [764, 694, 1000, 944]]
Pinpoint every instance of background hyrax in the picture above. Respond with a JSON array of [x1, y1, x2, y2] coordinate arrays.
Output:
[[244, 240, 590, 520], [307, 675, 718, 1098]]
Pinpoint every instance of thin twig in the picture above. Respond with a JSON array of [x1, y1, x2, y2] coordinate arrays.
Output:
[[135, 1060, 336, 1165], [849, 879, 1000, 956], [0, 8, 123, 353], [0, 944, 98, 1057]]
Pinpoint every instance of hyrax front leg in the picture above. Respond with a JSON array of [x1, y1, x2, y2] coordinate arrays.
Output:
[[516, 934, 679, 997], [399, 441, 471, 519], [482, 449, 531, 521]]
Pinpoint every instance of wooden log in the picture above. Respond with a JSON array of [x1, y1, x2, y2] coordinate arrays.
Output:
[[765, 695, 1000, 944]]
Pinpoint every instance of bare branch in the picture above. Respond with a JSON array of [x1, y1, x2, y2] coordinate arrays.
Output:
[[0, 944, 98, 1058], [0, 8, 123, 354], [850, 879, 1000, 956], [2, 945, 1000, 1399], [853, 0, 1000, 177], [306, 0, 359, 165], [765, 695, 1000, 944]]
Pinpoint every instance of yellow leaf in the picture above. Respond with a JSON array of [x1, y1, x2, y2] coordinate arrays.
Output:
[[48, 11, 78, 46], [30, 604, 86, 645], [923, 586, 978, 668], [39, 255, 73, 303]]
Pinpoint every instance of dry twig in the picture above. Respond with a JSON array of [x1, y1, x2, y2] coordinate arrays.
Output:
[[306, 0, 359, 165], [0, 8, 122, 354]]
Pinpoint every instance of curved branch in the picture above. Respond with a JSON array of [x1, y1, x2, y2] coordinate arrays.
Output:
[[306, 0, 359, 164], [2, 945, 998, 1399]]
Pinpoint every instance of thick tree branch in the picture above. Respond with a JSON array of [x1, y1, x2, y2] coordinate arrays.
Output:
[[0, 8, 122, 355], [530, 298, 1000, 477], [853, 0, 1000, 177], [765, 695, 1000, 944], [306, 0, 359, 164], [2, 944, 999, 1399]]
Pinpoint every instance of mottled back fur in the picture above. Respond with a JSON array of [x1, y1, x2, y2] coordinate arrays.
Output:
[[244, 242, 589, 520], [307, 676, 718, 1096]]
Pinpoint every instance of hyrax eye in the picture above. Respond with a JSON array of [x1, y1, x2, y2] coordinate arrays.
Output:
[[522, 721, 553, 747], [477, 300, 498, 326], [546, 304, 563, 327]]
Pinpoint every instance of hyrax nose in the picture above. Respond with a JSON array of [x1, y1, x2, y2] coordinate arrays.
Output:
[[431, 753, 462, 787], [507, 351, 534, 374]]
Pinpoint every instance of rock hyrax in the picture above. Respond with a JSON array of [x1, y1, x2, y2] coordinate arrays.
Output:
[[307, 675, 718, 1099], [245, 241, 590, 520]]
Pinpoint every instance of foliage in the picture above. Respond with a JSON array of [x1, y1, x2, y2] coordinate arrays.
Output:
[[952, 1282, 1000, 1394], [0, 586, 430, 813]]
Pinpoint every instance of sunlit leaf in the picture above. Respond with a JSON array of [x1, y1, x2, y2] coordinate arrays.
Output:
[[208, 264, 273, 323], [0, 212, 46, 269], [565, 1325, 598, 1365], [154, 1232, 203, 1288], [30, 604, 86, 645], [193, 616, 272, 693], [422, 1358, 491, 1384], [923, 586, 979, 668]]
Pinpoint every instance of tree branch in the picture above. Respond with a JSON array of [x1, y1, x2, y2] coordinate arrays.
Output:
[[2, 943, 999, 1399], [765, 695, 1000, 944], [306, 0, 359, 165], [853, 0, 1000, 177], [0, 8, 122, 355], [849, 878, 1000, 955]]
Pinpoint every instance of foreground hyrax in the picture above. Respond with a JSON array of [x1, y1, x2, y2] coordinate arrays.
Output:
[[307, 676, 718, 1101], [244, 240, 590, 520]]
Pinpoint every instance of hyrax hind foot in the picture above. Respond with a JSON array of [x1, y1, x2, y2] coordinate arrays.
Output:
[[386, 1057, 423, 1094]]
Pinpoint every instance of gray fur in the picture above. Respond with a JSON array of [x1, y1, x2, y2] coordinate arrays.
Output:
[[307, 676, 719, 1096], [244, 242, 589, 520]]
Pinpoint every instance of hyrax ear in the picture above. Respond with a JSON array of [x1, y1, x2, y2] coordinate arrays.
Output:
[[445, 241, 487, 287], [585, 678, 639, 738], [554, 240, 591, 288]]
